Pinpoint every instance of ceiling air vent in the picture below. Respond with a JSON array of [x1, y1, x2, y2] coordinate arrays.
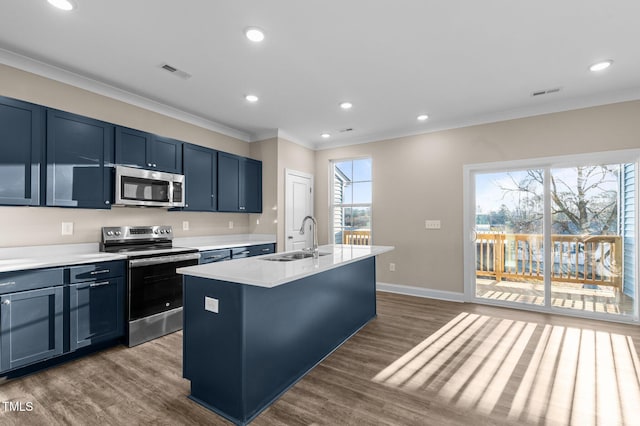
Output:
[[160, 63, 192, 80], [531, 87, 561, 97], [339, 128, 354, 133]]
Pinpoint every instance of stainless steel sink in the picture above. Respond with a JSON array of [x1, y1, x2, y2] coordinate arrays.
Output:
[[261, 251, 330, 262]]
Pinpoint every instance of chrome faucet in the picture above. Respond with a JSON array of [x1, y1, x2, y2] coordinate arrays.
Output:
[[299, 215, 319, 259]]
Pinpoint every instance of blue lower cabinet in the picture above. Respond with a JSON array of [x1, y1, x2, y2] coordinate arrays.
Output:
[[0, 286, 64, 372], [200, 249, 231, 264], [231, 244, 275, 259], [69, 277, 124, 351]]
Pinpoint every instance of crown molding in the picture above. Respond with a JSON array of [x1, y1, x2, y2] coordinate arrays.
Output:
[[0, 48, 252, 142]]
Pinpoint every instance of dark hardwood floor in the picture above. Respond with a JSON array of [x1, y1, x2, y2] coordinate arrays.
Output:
[[1, 291, 639, 425]]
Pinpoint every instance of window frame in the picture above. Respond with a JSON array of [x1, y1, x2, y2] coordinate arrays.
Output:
[[329, 156, 373, 245]]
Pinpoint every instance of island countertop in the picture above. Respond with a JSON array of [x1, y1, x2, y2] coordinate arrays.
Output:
[[177, 244, 393, 288]]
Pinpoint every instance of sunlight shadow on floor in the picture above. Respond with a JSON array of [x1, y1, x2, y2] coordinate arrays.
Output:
[[373, 313, 640, 425]]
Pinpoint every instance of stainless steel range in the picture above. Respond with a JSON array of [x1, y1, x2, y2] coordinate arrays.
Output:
[[100, 225, 200, 347]]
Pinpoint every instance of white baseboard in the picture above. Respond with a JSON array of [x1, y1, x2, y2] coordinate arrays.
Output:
[[376, 282, 465, 303]]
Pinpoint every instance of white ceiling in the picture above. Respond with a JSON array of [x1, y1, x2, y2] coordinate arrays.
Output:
[[1, 1, 639, 149]]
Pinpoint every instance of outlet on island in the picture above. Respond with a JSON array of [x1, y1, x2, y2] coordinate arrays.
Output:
[[228, 221, 234, 229], [61, 222, 74, 236], [182, 221, 190, 231]]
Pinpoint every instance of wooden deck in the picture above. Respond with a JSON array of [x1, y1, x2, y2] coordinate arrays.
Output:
[[476, 278, 634, 316]]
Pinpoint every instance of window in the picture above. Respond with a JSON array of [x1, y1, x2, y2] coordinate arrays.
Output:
[[330, 158, 372, 245]]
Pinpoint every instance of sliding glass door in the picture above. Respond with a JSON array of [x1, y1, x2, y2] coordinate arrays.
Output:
[[465, 152, 638, 321]]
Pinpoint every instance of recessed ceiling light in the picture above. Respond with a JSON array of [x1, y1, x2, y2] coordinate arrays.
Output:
[[339, 102, 353, 110], [245, 94, 259, 103], [321, 133, 331, 139], [245, 27, 265, 43], [589, 60, 613, 72], [417, 114, 429, 121], [47, 0, 76, 11]]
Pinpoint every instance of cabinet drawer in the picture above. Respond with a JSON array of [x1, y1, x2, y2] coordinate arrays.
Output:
[[0, 267, 64, 295], [69, 261, 125, 283], [231, 244, 275, 259], [249, 244, 275, 256], [200, 249, 231, 264]]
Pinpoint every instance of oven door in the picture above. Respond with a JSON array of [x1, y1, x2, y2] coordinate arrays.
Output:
[[128, 252, 200, 321]]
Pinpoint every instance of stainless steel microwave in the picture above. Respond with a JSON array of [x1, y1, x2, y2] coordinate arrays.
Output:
[[114, 165, 185, 207]]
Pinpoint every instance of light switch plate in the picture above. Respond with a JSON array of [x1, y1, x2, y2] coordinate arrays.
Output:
[[182, 221, 189, 231], [425, 220, 441, 230], [204, 296, 219, 314], [228, 221, 234, 229]]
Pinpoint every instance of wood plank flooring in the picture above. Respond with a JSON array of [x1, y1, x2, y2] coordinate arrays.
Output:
[[1, 291, 639, 425]]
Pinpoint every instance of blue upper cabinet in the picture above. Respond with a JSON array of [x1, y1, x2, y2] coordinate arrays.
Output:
[[152, 135, 183, 173], [0, 96, 44, 206], [115, 126, 182, 173], [46, 109, 114, 209], [183, 143, 217, 211], [217, 152, 241, 212], [241, 157, 262, 213], [218, 152, 262, 213]]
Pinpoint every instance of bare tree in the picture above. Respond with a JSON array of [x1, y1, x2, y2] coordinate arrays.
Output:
[[501, 166, 618, 235]]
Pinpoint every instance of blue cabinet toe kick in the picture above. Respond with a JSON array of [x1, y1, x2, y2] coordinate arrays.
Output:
[[182, 257, 377, 425]]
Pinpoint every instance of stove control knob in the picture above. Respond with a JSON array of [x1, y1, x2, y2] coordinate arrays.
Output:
[[166, 229, 171, 233], [161, 229, 166, 234], [154, 230, 159, 234], [107, 231, 114, 236], [115, 231, 121, 236]]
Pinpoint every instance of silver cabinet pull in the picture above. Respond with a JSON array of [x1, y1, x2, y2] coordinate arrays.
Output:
[[2, 300, 10, 305], [90, 281, 111, 288], [261, 248, 270, 252], [105, 200, 110, 205], [90, 269, 110, 275], [241, 250, 251, 255], [0, 281, 16, 287], [147, 163, 152, 167]]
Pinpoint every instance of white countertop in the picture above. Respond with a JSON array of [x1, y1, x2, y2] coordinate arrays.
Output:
[[0, 243, 127, 274], [177, 244, 394, 288], [0, 234, 277, 273], [173, 234, 276, 251]]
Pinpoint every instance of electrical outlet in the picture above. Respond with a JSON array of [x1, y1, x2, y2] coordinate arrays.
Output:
[[61, 222, 74, 236], [228, 221, 234, 229], [425, 220, 441, 230], [389, 262, 396, 272], [182, 221, 190, 231]]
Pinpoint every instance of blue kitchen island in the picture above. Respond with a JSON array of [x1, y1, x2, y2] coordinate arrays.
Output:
[[177, 244, 393, 425]]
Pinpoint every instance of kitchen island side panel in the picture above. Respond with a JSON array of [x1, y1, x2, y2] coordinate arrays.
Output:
[[243, 256, 376, 420], [182, 276, 245, 422], [182, 256, 377, 425]]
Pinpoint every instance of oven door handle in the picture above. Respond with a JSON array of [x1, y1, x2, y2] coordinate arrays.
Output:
[[128, 252, 201, 268]]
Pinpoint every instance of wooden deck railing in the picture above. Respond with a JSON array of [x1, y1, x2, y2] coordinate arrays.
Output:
[[476, 233, 622, 290], [342, 230, 371, 245]]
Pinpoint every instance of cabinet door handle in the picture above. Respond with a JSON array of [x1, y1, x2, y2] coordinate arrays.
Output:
[[261, 248, 271, 252], [90, 281, 112, 288], [153, 163, 157, 167], [105, 200, 110, 205], [2, 300, 10, 305], [90, 269, 110, 275], [147, 163, 152, 167], [0, 281, 16, 287], [240, 250, 251, 255]]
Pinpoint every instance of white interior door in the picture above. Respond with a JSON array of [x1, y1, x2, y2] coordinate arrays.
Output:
[[285, 169, 314, 251]]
